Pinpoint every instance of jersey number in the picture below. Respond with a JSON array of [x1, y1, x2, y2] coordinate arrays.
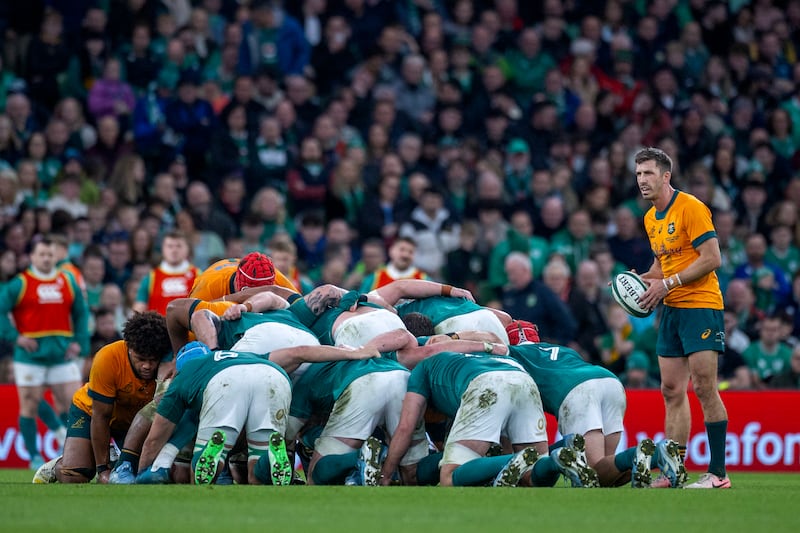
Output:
[[213, 350, 238, 362], [541, 346, 560, 361]]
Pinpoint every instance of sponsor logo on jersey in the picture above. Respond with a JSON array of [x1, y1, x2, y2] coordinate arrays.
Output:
[[701, 329, 712, 339], [161, 277, 189, 297], [37, 284, 64, 304]]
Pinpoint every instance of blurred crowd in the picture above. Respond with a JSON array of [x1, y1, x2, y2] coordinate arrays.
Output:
[[1, 0, 800, 390]]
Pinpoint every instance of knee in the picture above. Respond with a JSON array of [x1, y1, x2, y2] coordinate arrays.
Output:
[[691, 380, 721, 404], [660, 380, 687, 403]]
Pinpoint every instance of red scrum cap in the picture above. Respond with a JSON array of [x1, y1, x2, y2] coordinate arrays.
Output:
[[235, 252, 276, 291], [506, 320, 540, 345]]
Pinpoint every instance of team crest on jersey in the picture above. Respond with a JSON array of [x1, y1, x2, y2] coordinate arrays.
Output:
[[667, 222, 675, 234], [37, 283, 64, 304]]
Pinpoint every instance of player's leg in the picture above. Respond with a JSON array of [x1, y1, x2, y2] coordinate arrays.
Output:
[[37, 400, 66, 446], [305, 374, 389, 485], [14, 362, 47, 468], [382, 372, 428, 485], [685, 348, 730, 488], [54, 404, 95, 483], [658, 356, 691, 443], [441, 440, 493, 486], [45, 363, 83, 454], [192, 367, 250, 484], [441, 373, 515, 487], [242, 365, 292, 486]]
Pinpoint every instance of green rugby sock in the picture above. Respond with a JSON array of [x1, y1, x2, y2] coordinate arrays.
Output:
[[451, 456, 510, 486], [37, 401, 62, 431], [19, 417, 39, 460], [416, 452, 442, 485], [531, 456, 561, 487], [548, 438, 565, 453], [614, 446, 637, 472], [310, 452, 358, 485], [706, 420, 728, 478]]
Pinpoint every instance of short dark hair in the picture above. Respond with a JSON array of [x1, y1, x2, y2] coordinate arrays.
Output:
[[401, 312, 435, 337], [123, 311, 171, 359], [634, 147, 673, 175], [393, 236, 416, 248]]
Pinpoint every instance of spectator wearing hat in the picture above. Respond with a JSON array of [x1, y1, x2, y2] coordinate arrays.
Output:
[[620, 350, 660, 389], [504, 138, 533, 204]]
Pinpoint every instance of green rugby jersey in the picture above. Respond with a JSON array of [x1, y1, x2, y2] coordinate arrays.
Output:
[[507, 342, 618, 415], [157, 350, 290, 423]]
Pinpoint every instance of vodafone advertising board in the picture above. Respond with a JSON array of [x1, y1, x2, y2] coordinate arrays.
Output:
[[0, 385, 797, 471]]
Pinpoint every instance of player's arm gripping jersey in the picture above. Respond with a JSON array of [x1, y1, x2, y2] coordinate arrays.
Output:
[[643, 191, 724, 310]]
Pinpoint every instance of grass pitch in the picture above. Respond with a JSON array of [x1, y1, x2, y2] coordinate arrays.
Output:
[[3, 470, 798, 532]]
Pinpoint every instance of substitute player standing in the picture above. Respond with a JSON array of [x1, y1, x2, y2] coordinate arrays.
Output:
[[635, 147, 730, 489]]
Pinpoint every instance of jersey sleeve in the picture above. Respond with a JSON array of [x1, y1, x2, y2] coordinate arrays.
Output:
[[685, 198, 717, 248], [156, 381, 188, 424], [406, 363, 431, 399], [0, 277, 22, 342], [136, 273, 152, 304]]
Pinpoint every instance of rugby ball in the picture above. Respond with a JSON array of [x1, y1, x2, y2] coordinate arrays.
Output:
[[611, 271, 652, 318]]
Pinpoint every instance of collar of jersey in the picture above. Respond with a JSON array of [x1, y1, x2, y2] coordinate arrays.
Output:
[[654, 189, 680, 220]]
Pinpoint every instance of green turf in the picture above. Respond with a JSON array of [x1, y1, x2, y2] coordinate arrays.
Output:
[[3, 470, 798, 532]]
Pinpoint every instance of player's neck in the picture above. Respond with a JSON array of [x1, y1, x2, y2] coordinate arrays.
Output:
[[652, 186, 676, 211]]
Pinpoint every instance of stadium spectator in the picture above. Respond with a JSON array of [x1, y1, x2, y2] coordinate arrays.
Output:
[[500, 251, 576, 345]]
